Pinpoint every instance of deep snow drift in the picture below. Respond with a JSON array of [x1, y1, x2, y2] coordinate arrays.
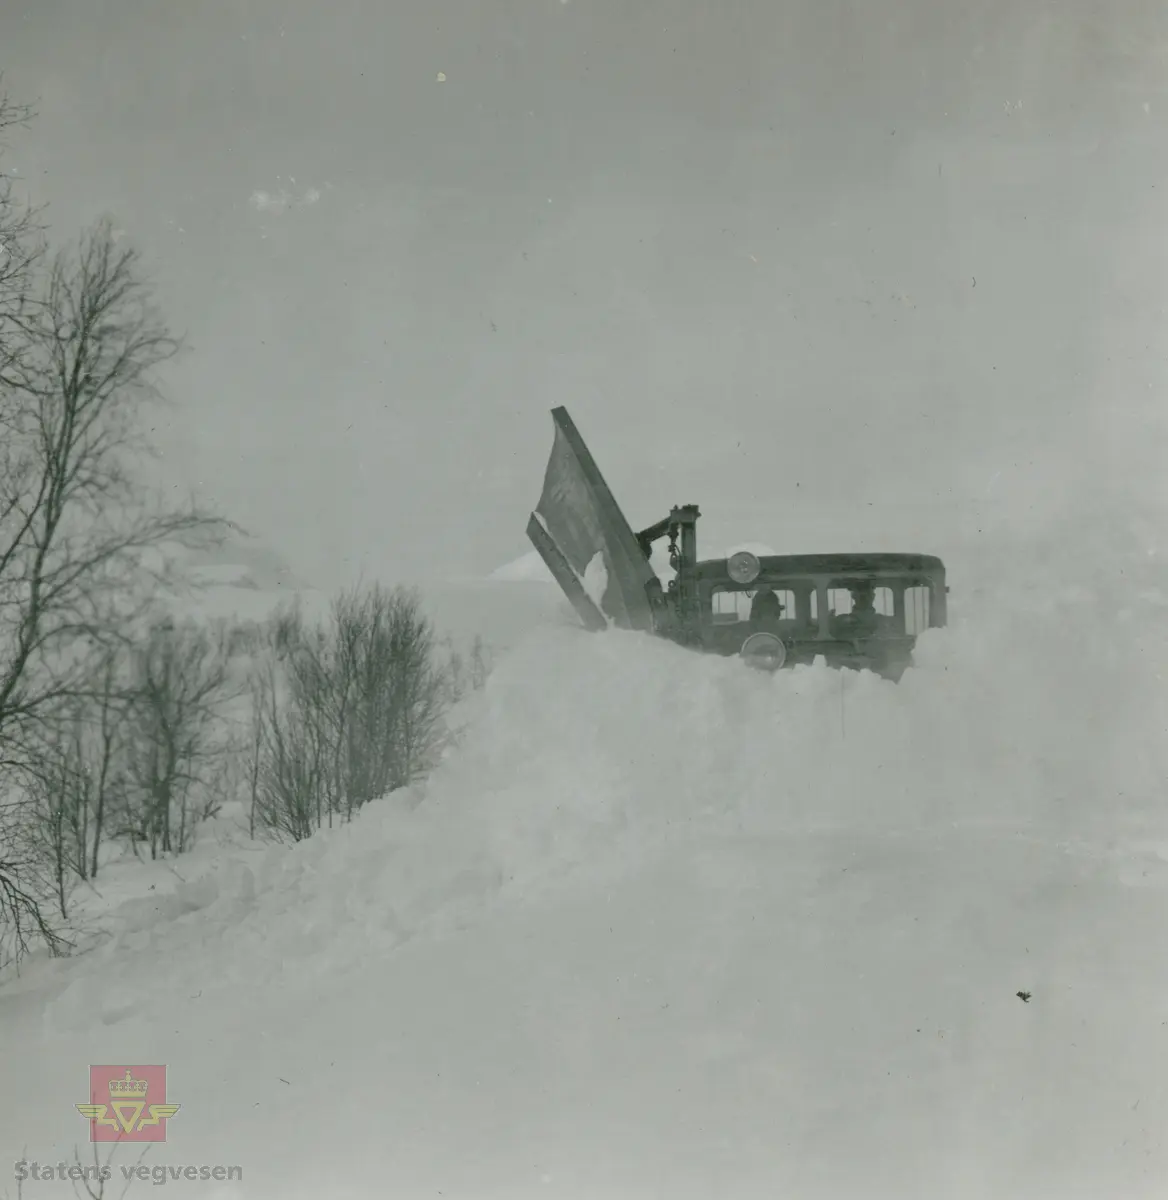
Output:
[[2, 538, 1168, 1199]]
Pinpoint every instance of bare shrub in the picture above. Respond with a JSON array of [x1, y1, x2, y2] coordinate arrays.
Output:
[[252, 585, 452, 841], [21, 649, 126, 916], [116, 618, 244, 859]]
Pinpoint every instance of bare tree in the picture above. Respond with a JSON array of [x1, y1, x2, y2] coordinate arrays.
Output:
[[118, 619, 242, 859], [20, 645, 129, 919], [0, 785, 72, 967], [0, 218, 230, 768], [0, 94, 231, 958], [374, 586, 448, 790], [436, 632, 494, 709], [85, 647, 124, 877], [244, 673, 265, 840], [251, 623, 326, 843], [468, 634, 493, 692], [251, 586, 452, 841], [325, 584, 449, 810], [25, 701, 89, 919], [0, 85, 43, 385]]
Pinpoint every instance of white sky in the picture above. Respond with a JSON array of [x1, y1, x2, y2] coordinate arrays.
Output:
[[4, 0, 1167, 588]]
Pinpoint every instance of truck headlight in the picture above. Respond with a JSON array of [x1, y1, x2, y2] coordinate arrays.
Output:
[[727, 550, 761, 585], [739, 631, 786, 672]]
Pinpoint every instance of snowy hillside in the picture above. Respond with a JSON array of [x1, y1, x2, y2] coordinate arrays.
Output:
[[2, 535, 1168, 1199]]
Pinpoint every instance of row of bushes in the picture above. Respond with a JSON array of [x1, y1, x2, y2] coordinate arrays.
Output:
[[2, 582, 494, 967]]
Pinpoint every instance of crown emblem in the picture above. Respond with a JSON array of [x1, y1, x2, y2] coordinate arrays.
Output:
[[77, 1065, 180, 1144], [108, 1070, 149, 1099]]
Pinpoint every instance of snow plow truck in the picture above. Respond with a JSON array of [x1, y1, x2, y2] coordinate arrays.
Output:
[[526, 407, 947, 681]]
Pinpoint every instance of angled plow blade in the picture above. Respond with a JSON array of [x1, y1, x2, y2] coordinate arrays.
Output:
[[527, 407, 658, 632]]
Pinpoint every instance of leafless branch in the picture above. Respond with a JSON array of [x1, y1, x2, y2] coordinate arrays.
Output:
[[0, 218, 231, 765], [0, 93, 232, 964]]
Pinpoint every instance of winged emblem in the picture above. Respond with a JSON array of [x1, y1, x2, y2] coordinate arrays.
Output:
[[75, 1101, 181, 1133]]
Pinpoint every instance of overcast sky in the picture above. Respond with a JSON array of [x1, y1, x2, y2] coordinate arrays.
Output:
[[5, 1, 1166, 587]]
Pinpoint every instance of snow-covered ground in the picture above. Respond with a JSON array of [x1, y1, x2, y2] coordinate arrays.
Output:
[[3, 533, 1168, 1199]]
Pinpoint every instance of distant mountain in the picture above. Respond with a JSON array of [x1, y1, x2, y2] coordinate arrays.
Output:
[[152, 532, 327, 628], [183, 534, 301, 592]]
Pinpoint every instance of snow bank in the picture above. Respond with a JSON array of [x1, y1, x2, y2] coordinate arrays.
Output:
[[2, 537, 1167, 1199]]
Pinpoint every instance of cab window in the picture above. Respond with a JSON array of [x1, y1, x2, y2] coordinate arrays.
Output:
[[903, 585, 931, 634], [824, 584, 894, 617], [711, 587, 797, 624]]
